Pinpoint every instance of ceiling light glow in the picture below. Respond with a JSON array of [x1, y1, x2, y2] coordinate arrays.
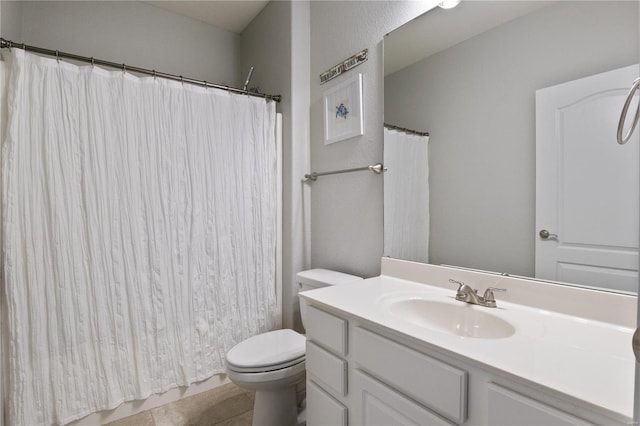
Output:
[[439, 0, 461, 9]]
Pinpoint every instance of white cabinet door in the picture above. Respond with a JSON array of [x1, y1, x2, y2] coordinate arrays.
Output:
[[535, 64, 639, 292], [306, 341, 347, 396], [353, 327, 467, 424], [305, 306, 348, 356], [307, 379, 347, 426], [488, 384, 594, 426], [351, 369, 454, 426]]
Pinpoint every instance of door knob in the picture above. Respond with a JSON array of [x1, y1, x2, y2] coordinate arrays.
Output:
[[633, 327, 640, 362], [539, 229, 558, 240]]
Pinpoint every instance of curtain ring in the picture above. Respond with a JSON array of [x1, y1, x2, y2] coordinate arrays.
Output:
[[122, 63, 127, 73], [90, 57, 95, 68], [152, 69, 157, 80], [55, 50, 60, 63], [204, 81, 208, 90], [180, 75, 184, 85]]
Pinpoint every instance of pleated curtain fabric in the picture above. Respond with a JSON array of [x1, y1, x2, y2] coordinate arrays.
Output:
[[1, 49, 279, 425], [383, 128, 430, 263]]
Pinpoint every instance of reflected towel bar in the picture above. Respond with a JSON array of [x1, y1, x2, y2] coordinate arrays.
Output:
[[304, 163, 384, 181]]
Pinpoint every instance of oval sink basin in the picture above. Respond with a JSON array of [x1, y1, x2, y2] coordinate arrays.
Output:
[[386, 298, 516, 339]]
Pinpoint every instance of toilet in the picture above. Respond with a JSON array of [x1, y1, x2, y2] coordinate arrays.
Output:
[[225, 269, 363, 426]]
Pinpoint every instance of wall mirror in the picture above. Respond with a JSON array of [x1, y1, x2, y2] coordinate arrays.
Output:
[[383, 0, 640, 294]]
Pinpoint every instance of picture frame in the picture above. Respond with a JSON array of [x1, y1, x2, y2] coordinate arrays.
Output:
[[323, 73, 364, 145]]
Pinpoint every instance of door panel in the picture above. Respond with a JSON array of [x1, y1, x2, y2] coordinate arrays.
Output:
[[536, 64, 639, 292]]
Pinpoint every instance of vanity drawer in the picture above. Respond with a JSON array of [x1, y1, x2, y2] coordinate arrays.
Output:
[[352, 369, 455, 426], [307, 379, 348, 426], [306, 341, 347, 396], [353, 327, 467, 424], [487, 384, 595, 426], [306, 306, 348, 356]]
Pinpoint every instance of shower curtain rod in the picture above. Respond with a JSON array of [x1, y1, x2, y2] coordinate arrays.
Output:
[[384, 123, 429, 137], [0, 38, 281, 103]]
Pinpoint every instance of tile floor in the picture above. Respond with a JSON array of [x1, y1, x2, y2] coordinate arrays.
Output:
[[105, 383, 254, 426]]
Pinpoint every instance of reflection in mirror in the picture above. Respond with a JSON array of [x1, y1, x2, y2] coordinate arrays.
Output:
[[383, 126, 430, 262], [383, 1, 640, 293]]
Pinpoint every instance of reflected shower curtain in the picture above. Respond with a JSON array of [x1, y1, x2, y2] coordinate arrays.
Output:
[[2, 49, 279, 425], [383, 128, 430, 263]]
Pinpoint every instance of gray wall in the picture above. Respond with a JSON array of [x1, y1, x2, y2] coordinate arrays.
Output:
[[309, 1, 436, 278], [0, 1, 23, 41], [385, 1, 639, 277], [288, 2, 311, 330], [241, 1, 310, 330], [3, 1, 240, 86]]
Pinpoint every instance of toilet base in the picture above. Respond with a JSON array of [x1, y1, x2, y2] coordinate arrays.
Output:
[[225, 339, 306, 425], [253, 386, 298, 426]]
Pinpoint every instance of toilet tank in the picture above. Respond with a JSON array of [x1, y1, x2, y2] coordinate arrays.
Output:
[[297, 269, 363, 331]]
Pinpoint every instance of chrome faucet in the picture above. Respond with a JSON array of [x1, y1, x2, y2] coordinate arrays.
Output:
[[449, 279, 506, 308]]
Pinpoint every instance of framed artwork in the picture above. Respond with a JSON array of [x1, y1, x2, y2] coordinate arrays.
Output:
[[323, 73, 364, 145]]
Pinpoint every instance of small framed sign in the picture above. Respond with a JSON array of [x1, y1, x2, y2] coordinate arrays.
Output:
[[323, 73, 364, 145], [319, 49, 368, 84]]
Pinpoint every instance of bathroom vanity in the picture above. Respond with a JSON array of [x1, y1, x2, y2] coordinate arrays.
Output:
[[299, 258, 636, 425]]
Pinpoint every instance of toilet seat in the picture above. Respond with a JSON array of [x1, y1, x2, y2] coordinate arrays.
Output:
[[226, 329, 306, 373], [226, 357, 306, 391], [227, 355, 305, 373]]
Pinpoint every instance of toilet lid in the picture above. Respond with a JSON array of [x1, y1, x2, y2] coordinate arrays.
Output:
[[226, 329, 305, 370]]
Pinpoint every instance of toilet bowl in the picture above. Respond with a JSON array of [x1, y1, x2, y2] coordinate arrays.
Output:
[[226, 329, 306, 426], [225, 269, 363, 426]]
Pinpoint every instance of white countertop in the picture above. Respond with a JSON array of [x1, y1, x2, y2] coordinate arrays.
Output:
[[300, 274, 636, 420]]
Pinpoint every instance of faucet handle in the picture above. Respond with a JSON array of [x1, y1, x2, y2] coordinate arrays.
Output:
[[449, 279, 477, 301], [449, 279, 464, 291], [449, 279, 471, 295], [483, 287, 506, 307]]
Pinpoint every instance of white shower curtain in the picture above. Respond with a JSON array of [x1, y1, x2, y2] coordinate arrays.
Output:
[[1, 49, 279, 425], [383, 128, 430, 263]]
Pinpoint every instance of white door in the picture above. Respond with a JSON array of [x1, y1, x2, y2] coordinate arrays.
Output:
[[536, 64, 639, 292]]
